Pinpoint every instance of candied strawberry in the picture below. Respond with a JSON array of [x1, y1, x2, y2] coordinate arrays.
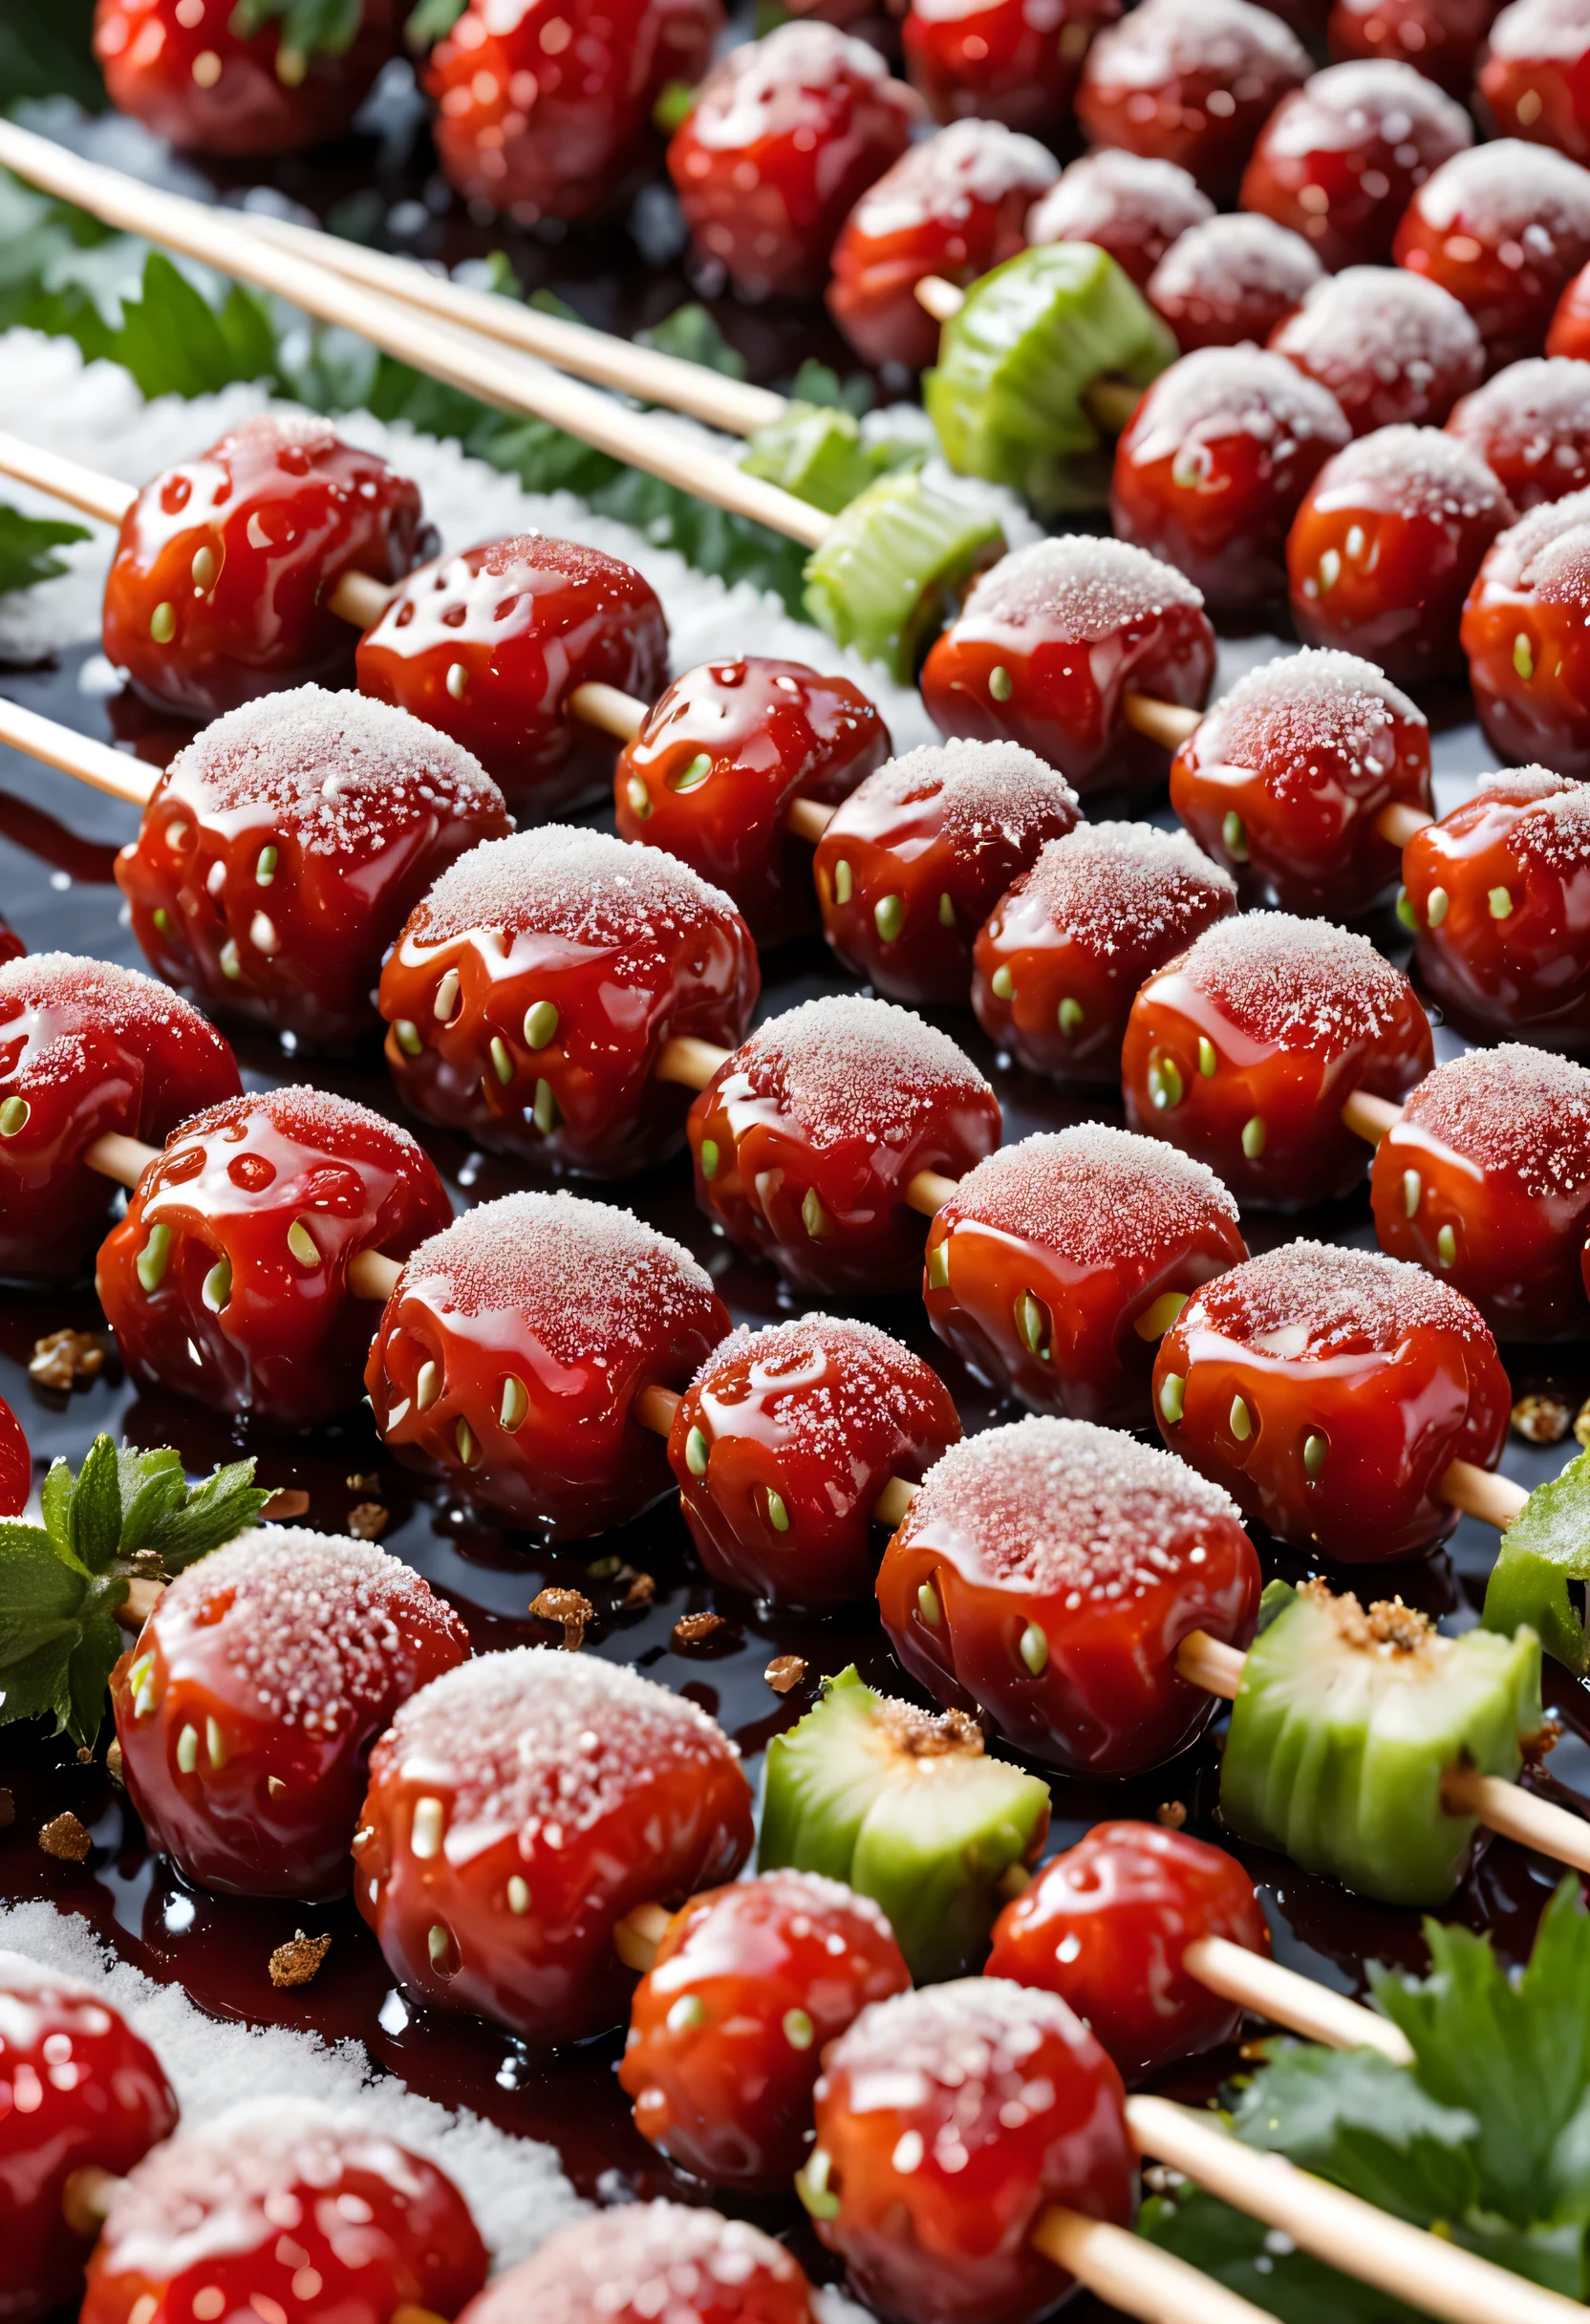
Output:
[[615, 657, 891, 946], [101, 417, 427, 723], [81, 2099, 488, 2324], [1549, 257, 1590, 356], [1402, 767, 1590, 1049], [1026, 150, 1214, 290], [1167, 648, 1432, 918], [0, 1392, 27, 1517], [1462, 489, 1590, 775], [1122, 913, 1434, 1208], [1147, 213, 1322, 354], [460, 2205, 815, 2324], [877, 1416, 1258, 1774], [972, 825, 1235, 1086], [1371, 1046, 1590, 1340], [93, 0, 398, 155], [806, 1979, 1132, 2324], [621, 1872, 910, 2189], [670, 23, 922, 300], [669, 1315, 961, 1606], [117, 685, 508, 1051], [110, 1527, 469, 1900], [987, 1821, 1271, 2083], [0, 1954, 177, 2324], [902, 0, 1118, 138], [921, 537, 1216, 804], [686, 995, 1000, 1298], [828, 122, 1059, 370], [1110, 349, 1351, 617], [1479, 0, 1590, 162], [1288, 426, 1515, 685], [379, 828, 758, 1179], [368, 1190, 729, 1537], [1327, 0, 1499, 97], [1394, 141, 1590, 370], [97, 1087, 452, 1428], [1153, 1240, 1511, 1561], [356, 535, 667, 815], [813, 740, 1080, 1006], [1271, 269, 1484, 436], [1447, 357, 1590, 507], [427, 0, 723, 225], [0, 954, 239, 1287], [355, 1651, 753, 2043], [1240, 61, 1472, 272], [1076, 0, 1309, 205]]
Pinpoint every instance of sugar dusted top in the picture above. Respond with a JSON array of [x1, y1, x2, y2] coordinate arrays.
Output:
[[1472, 764, 1590, 870], [962, 535, 1205, 641], [725, 995, 992, 1151], [827, 1976, 1094, 2127], [171, 1082, 427, 1164], [1199, 649, 1426, 792], [474, 2203, 806, 2324], [164, 684, 503, 858], [1131, 348, 1351, 466], [689, 20, 918, 147], [1410, 139, 1590, 241], [950, 1124, 1239, 1259], [1403, 1045, 1590, 1199], [1172, 911, 1419, 1053], [1275, 269, 1482, 392], [1449, 359, 1590, 475], [849, 120, 1057, 240], [1186, 1238, 1496, 1355], [1482, 487, 1590, 604], [0, 953, 232, 1099], [1311, 425, 1514, 525], [1487, 0, 1590, 64], [846, 740, 1079, 850], [1259, 57, 1472, 154], [693, 1314, 952, 1463], [410, 827, 742, 949], [1026, 149, 1213, 252], [1083, 0, 1309, 89], [1011, 822, 1235, 955], [1150, 213, 1322, 309]]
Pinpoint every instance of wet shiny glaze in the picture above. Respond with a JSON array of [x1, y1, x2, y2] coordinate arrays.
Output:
[[902, 0, 1118, 140], [94, 0, 399, 155]]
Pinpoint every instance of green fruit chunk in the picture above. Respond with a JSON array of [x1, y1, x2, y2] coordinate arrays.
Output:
[[803, 470, 1006, 681], [741, 403, 913, 518], [1220, 1580, 1542, 1907], [758, 1665, 1049, 1980], [1482, 1450, 1590, 1675], [923, 243, 1176, 515]]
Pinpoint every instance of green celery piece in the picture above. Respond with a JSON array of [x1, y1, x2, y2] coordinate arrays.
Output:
[[923, 241, 1176, 515], [1219, 1582, 1542, 1906], [741, 404, 883, 517], [803, 469, 1004, 680], [1482, 1450, 1590, 1673], [758, 1665, 1049, 1981]]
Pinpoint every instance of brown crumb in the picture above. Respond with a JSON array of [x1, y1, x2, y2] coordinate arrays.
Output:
[[529, 1586, 594, 1649], [0, 1788, 13, 1829], [105, 1741, 124, 1788], [873, 1697, 984, 1759], [622, 1570, 656, 1610], [1157, 1799, 1188, 1829], [38, 1811, 91, 1863], [346, 1502, 389, 1541], [764, 1654, 807, 1694], [75, 1745, 94, 1765], [1514, 1393, 1572, 1446], [261, 1488, 311, 1521], [673, 1610, 727, 1648], [269, 1929, 333, 1989], [345, 1472, 380, 1494], [1521, 1720, 1561, 1771], [29, 1327, 109, 1392]]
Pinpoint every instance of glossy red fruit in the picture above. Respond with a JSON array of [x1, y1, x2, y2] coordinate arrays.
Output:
[[355, 1650, 753, 2043], [81, 2100, 488, 2324], [1241, 61, 1472, 273], [902, 0, 1117, 137], [93, 0, 398, 154], [1447, 357, 1590, 507], [620, 1872, 911, 2189], [923, 1126, 1246, 1431], [669, 1314, 961, 1606], [0, 954, 239, 1288], [987, 1821, 1271, 2082], [0, 1953, 177, 2324], [1148, 213, 1322, 354], [921, 537, 1217, 804], [807, 1980, 1134, 2324], [1271, 269, 1484, 436], [1395, 140, 1590, 370], [686, 995, 1000, 1298], [1371, 1046, 1590, 1340], [1122, 913, 1434, 1209], [670, 23, 921, 299], [972, 825, 1235, 1086], [1479, 0, 1590, 161], [828, 123, 1059, 369], [1402, 767, 1590, 1050], [1288, 426, 1515, 685], [1026, 151, 1213, 290], [1076, 0, 1309, 205], [1463, 490, 1590, 776], [614, 657, 891, 945], [426, 0, 722, 225], [110, 1527, 469, 1900], [356, 537, 668, 814], [378, 828, 758, 1179], [1168, 648, 1432, 918], [1153, 1240, 1511, 1561], [97, 1087, 453, 1428], [368, 1189, 729, 1537], [1111, 349, 1351, 617], [117, 685, 508, 1051], [0, 1393, 27, 1517], [1548, 257, 1590, 356], [878, 1415, 1259, 1774], [101, 417, 427, 723], [1327, 0, 1499, 97], [460, 2205, 816, 2324], [813, 740, 1080, 1005]]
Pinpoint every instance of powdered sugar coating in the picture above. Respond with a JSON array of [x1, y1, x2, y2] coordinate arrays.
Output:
[[827, 1974, 1090, 2097], [1026, 150, 1213, 271], [1272, 269, 1482, 417], [1172, 911, 1416, 1052], [1199, 649, 1426, 786], [1256, 57, 1471, 160], [1448, 359, 1590, 505], [848, 740, 1079, 849], [1402, 1044, 1590, 1199], [1410, 139, 1590, 241], [1150, 213, 1322, 333], [1310, 424, 1513, 523], [849, 119, 1058, 240], [0, 953, 220, 1087], [410, 826, 742, 949], [1186, 1237, 1495, 1351], [161, 684, 502, 859], [951, 1124, 1239, 1258], [1082, 0, 1309, 90], [1128, 347, 1352, 468], [692, 1313, 947, 1465], [169, 1081, 428, 1164], [1472, 764, 1590, 871], [1013, 822, 1235, 952], [467, 2203, 807, 2324], [1487, 0, 1590, 63], [723, 994, 992, 1151], [1479, 486, 1590, 606], [960, 535, 1205, 637], [689, 20, 913, 148]]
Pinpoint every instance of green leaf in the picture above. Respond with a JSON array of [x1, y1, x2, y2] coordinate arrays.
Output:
[[40, 1459, 73, 1555], [1229, 2042, 1481, 2227], [147, 1460, 270, 1572], [64, 1573, 129, 1753], [0, 505, 91, 598], [788, 356, 873, 418], [0, 1522, 89, 1741], [0, 0, 104, 111], [1140, 2188, 1421, 2324], [229, 0, 364, 56], [115, 1447, 189, 1558], [635, 303, 746, 380], [1482, 1448, 1590, 1673], [112, 253, 279, 401], [405, 0, 468, 44], [68, 1434, 122, 1576]]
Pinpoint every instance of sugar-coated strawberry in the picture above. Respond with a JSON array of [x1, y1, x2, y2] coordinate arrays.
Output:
[[94, 0, 398, 155]]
